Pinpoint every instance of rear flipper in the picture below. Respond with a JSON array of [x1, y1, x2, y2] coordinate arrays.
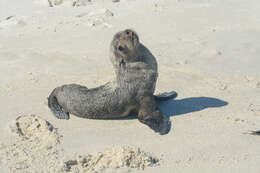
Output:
[[48, 89, 70, 120], [154, 91, 178, 102]]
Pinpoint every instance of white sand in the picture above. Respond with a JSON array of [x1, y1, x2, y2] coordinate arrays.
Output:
[[1, 0, 260, 172], [1, 115, 158, 172]]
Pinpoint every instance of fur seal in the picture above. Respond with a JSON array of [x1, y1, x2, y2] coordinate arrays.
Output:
[[48, 29, 177, 135]]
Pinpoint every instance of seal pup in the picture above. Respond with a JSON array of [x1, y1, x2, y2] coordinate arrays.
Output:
[[48, 29, 177, 135]]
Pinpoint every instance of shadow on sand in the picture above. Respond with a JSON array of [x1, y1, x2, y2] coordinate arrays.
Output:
[[106, 95, 228, 135], [157, 96, 228, 118], [115, 96, 228, 120]]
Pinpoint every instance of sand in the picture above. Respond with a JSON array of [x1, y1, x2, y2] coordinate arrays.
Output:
[[62, 146, 159, 172], [0, 115, 159, 172], [1, 0, 260, 172]]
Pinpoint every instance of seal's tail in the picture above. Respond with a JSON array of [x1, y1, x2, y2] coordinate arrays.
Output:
[[154, 91, 178, 102], [48, 88, 70, 120]]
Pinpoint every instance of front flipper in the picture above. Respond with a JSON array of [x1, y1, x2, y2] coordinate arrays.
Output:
[[154, 91, 178, 102], [138, 110, 171, 135], [138, 96, 171, 135]]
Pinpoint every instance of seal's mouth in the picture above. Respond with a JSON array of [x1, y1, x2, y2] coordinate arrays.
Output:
[[119, 59, 126, 67]]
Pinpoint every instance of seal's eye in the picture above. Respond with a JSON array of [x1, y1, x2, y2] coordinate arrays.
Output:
[[118, 46, 124, 51], [126, 31, 129, 35]]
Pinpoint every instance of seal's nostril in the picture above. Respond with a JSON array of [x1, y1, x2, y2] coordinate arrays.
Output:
[[119, 59, 126, 67]]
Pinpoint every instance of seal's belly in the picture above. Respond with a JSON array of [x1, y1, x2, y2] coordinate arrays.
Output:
[[72, 103, 136, 119], [110, 105, 137, 118]]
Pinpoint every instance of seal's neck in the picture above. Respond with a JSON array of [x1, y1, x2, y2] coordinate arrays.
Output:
[[115, 61, 155, 87]]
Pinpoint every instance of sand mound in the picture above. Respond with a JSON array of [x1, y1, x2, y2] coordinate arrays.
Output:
[[0, 115, 63, 172], [63, 146, 159, 172], [1, 116, 160, 172], [10, 114, 59, 141]]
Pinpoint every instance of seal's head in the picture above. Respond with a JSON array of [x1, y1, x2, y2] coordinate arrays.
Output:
[[111, 29, 140, 66]]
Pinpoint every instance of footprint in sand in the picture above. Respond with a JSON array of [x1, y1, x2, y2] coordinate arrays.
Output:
[[0, 16, 26, 29]]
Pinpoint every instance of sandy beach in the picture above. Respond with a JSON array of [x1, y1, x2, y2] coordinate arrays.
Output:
[[1, 0, 260, 172]]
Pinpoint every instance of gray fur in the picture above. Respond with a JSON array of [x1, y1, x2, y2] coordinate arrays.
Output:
[[48, 29, 175, 135]]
